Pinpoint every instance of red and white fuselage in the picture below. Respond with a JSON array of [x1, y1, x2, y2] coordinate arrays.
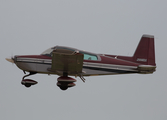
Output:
[[6, 35, 156, 90]]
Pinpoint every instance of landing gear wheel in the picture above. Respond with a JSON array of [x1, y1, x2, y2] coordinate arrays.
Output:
[[21, 72, 37, 88], [59, 86, 68, 90], [25, 83, 31, 88], [57, 73, 76, 90]]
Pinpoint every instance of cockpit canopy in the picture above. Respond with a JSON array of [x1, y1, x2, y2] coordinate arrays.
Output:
[[41, 46, 99, 61], [41, 46, 76, 56], [41, 47, 54, 56]]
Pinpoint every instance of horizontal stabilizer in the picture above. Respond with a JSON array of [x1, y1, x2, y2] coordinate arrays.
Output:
[[138, 65, 156, 73]]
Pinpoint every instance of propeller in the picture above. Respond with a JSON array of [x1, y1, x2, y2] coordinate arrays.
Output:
[[6, 57, 15, 63]]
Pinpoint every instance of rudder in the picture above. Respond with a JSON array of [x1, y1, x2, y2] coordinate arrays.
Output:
[[133, 35, 156, 66]]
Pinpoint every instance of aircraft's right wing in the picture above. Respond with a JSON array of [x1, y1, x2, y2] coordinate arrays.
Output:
[[49, 49, 84, 76]]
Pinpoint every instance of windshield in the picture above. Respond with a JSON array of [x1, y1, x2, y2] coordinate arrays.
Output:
[[41, 47, 54, 56]]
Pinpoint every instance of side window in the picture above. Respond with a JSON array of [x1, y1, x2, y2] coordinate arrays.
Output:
[[82, 53, 98, 60]]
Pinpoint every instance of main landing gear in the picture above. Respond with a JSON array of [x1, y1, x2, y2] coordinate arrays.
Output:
[[57, 76, 77, 90], [21, 72, 85, 90], [21, 72, 38, 88], [56, 72, 85, 90]]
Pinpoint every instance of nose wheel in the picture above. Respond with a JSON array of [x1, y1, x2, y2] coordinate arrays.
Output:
[[21, 72, 37, 88], [24, 83, 31, 87]]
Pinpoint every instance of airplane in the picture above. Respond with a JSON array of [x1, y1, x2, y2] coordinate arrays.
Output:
[[6, 34, 156, 90]]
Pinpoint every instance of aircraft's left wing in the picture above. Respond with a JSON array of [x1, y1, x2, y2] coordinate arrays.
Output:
[[49, 49, 84, 76]]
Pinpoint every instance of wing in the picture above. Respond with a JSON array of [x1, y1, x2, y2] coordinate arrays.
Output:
[[49, 49, 84, 76]]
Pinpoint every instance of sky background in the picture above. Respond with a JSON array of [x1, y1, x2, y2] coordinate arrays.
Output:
[[1, 0, 167, 120]]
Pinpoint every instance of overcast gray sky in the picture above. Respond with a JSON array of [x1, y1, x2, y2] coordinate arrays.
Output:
[[1, 0, 167, 120]]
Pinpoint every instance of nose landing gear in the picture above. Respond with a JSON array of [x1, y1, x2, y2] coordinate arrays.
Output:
[[21, 72, 37, 88]]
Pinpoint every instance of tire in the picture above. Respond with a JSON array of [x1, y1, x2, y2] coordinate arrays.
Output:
[[25, 83, 31, 88], [59, 86, 68, 90]]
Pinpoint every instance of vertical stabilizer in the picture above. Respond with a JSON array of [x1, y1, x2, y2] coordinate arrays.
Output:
[[133, 35, 156, 66]]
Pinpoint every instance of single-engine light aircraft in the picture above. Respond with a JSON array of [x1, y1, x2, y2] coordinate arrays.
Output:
[[6, 35, 156, 90]]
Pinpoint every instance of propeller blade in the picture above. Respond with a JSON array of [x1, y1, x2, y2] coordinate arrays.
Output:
[[6, 58, 14, 63]]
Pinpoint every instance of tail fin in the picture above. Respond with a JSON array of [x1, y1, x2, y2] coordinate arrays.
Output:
[[133, 34, 156, 66]]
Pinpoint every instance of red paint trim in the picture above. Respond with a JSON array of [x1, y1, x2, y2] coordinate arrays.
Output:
[[102, 35, 156, 66], [16, 55, 51, 59]]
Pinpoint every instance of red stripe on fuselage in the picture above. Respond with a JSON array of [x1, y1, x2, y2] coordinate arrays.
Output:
[[16, 55, 52, 59]]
